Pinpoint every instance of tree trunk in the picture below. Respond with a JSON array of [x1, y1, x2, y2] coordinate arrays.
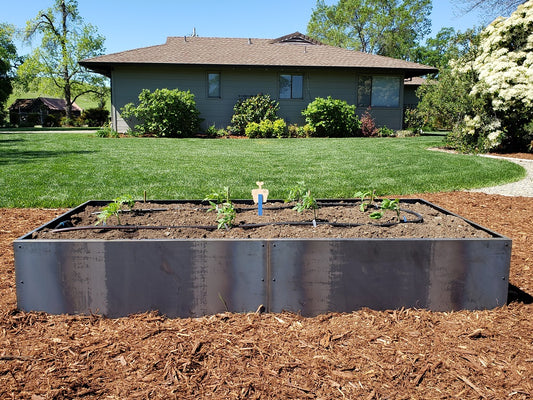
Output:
[[60, 0, 72, 122]]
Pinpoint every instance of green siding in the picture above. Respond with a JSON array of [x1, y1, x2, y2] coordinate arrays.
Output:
[[111, 65, 406, 133]]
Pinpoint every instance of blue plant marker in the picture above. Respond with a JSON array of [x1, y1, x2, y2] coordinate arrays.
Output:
[[258, 194, 263, 216]]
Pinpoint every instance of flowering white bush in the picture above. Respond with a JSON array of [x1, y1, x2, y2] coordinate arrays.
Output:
[[455, 0, 533, 151]]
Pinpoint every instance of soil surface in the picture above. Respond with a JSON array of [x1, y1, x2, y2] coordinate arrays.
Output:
[[1, 191, 532, 399], [32, 200, 494, 240]]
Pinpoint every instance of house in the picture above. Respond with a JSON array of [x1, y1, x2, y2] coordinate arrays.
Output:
[[403, 76, 428, 109], [80, 32, 437, 133], [9, 97, 83, 127]]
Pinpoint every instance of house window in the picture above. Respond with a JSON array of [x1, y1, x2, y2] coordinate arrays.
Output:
[[279, 74, 303, 99], [357, 76, 400, 108], [357, 76, 372, 107], [208, 73, 220, 98]]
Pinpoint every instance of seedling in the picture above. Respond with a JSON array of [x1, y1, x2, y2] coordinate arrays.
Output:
[[205, 187, 236, 229], [354, 189, 377, 212], [96, 194, 135, 225], [369, 198, 401, 221], [286, 181, 319, 223], [285, 181, 307, 204]]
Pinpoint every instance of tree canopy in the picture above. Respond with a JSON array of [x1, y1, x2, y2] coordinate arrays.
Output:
[[454, 0, 527, 18], [412, 27, 482, 69], [306, 0, 432, 60], [19, 0, 107, 120], [0, 23, 18, 124], [415, 0, 533, 152]]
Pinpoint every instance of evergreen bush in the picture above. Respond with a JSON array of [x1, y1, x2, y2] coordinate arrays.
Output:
[[121, 88, 201, 137], [230, 94, 279, 136], [302, 97, 360, 137]]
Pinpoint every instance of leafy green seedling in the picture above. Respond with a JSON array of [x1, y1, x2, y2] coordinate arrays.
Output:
[[294, 190, 319, 221], [382, 198, 401, 221], [354, 189, 377, 212], [96, 194, 135, 225], [287, 182, 319, 223], [285, 181, 307, 203], [205, 187, 236, 229], [369, 198, 401, 221]]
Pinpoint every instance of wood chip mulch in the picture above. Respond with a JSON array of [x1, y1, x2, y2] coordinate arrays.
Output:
[[1, 191, 532, 399]]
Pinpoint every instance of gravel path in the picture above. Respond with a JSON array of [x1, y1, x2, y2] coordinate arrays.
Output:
[[467, 155, 533, 197]]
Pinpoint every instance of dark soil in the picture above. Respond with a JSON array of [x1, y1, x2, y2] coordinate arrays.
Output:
[[32, 200, 494, 240], [1, 191, 532, 399]]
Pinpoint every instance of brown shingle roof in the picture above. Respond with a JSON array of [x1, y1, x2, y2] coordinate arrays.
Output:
[[80, 32, 437, 78], [404, 76, 428, 86], [8, 97, 82, 112]]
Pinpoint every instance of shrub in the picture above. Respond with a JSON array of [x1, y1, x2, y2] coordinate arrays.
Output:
[[205, 125, 228, 138], [301, 97, 360, 137], [245, 118, 287, 138], [121, 88, 202, 137], [404, 107, 426, 133], [81, 108, 110, 127], [230, 94, 279, 135], [360, 108, 379, 137], [44, 114, 60, 127], [96, 124, 120, 138], [60, 116, 83, 127], [378, 126, 396, 137]]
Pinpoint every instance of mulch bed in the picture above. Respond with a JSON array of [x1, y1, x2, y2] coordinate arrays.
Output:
[[1, 191, 532, 399]]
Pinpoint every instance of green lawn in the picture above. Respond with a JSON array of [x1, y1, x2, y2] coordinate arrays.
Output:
[[0, 132, 526, 208]]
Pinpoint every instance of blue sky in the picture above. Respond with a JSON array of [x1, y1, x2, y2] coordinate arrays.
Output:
[[4, 0, 492, 55]]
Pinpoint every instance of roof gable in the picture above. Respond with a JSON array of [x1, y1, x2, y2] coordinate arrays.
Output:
[[270, 32, 323, 46], [80, 32, 437, 78]]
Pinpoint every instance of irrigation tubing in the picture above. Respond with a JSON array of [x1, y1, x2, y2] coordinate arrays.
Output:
[[52, 208, 423, 233]]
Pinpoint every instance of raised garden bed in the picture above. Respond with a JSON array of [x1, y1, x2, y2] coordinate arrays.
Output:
[[14, 199, 511, 317]]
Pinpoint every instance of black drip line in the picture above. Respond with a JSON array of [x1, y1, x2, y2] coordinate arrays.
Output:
[[52, 208, 423, 233]]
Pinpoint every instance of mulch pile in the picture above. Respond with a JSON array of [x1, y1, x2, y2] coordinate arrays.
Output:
[[1, 191, 532, 399]]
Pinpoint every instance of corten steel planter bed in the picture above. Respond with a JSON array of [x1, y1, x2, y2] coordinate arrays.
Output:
[[14, 199, 511, 317]]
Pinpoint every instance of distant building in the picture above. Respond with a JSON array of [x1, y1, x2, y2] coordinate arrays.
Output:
[[9, 97, 83, 127]]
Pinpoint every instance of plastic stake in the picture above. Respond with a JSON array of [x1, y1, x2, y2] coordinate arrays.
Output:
[[258, 194, 263, 216]]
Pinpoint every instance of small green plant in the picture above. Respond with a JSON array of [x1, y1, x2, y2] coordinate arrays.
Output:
[[95, 124, 120, 138], [96, 194, 135, 225], [244, 118, 287, 138], [205, 187, 236, 229], [288, 123, 316, 138], [205, 124, 228, 138], [378, 126, 396, 137], [286, 181, 319, 222], [354, 189, 377, 212], [369, 198, 401, 221]]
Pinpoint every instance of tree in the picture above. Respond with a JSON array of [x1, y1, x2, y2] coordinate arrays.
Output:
[[20, 0, 107, 121], [307, 0, 432, 60], [409, 28, 483, 132], [0, 23, 18, 124], [412, 27, 482, 69], [454, 0, 527, 18], [446, 0, 533, 152]]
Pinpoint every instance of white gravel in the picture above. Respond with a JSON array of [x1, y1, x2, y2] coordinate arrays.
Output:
[[467, 155, 533, 197]]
